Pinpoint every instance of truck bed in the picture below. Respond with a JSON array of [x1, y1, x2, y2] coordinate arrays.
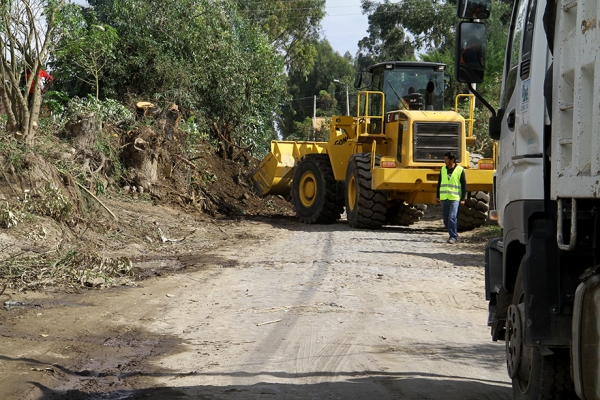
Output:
[[551, 0, 600, 199]]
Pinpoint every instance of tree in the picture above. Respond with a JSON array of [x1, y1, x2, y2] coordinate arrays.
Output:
[[84, 0, 287, 159], [357, 1, 418, 71], [235, 0, 326, 76], [282, 39, 355, 139], [54, 5, 118, 101], [0, 0, 66, 145]]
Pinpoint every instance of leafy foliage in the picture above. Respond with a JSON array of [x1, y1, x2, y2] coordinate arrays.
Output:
[[282, 40, 355, 139], [26, 182, 74, 221], [77, 0, 287, 158], [234, 0, 326, 76], [54, 4, 119, 100]]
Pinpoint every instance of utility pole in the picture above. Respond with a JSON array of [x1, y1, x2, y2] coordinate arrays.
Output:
[[313, 95, 317, 141]]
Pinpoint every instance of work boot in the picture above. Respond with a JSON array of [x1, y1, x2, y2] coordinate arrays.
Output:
[[447, 238, 457, 244]]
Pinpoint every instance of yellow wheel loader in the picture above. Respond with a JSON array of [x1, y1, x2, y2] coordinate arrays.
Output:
[[250, 61, 495, 229]]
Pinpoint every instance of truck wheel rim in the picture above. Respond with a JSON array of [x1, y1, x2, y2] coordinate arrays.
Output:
[[507, 301, 533, 393], [506, 304, 522, 379], [299, 171, 317, 207], [348, 174, 357, 210]]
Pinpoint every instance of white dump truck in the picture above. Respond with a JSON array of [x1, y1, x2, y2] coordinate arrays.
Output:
[[455, 0, 600, 398]]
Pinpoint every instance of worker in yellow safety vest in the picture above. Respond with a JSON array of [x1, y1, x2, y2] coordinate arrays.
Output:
[[436, 152, 467, 244]]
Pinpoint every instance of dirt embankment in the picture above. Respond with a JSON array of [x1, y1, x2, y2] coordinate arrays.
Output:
[[0, 107, 293, 293]]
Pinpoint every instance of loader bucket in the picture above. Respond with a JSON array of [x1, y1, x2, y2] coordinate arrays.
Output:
[[249, 141, 328, 197]]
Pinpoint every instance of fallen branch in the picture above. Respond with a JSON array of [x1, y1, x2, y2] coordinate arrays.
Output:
[[74, 181, 117, 220], [256, 319, 282, 327], [153, 221, 190, 243], [176, 155, 198, 170]]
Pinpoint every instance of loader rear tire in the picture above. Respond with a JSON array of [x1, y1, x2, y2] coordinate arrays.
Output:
[[458, 191, 490, 231], [345, 154, 387, 229], [291, 155, 342, 224], [386, 203, 427, 226], [457, 153, 491, 231]]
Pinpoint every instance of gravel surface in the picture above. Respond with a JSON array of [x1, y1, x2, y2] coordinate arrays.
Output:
[[0, 217, 511, 399]]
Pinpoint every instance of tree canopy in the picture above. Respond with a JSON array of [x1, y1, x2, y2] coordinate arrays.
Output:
[[281, 40, 355, 140], [52, 0, 289, 157]]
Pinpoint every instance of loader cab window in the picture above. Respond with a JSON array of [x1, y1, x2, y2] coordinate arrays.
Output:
[[381, 68, 445, 113], [500, 0, 530, 110]]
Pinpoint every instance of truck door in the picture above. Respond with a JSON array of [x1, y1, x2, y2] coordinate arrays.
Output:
[[496, 0, 547, 223]]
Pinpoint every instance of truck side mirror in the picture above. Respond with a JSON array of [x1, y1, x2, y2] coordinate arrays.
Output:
[[455, 21, 487, 84], [489, 108, 505, 140], [457, 0, 491, 19]]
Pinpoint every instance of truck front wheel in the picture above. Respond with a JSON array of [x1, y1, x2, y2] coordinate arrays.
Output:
[[291, 155, 342, 224], [507, 267, 575, 399], [345, 154, 387, 229]]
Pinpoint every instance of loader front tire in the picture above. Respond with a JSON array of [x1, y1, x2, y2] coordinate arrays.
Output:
[[345, 154, 387, 229], [291, 155, 342, 224]]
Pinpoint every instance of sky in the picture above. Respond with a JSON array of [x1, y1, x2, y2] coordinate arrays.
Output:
[[321, 1, 369, 57], [71, 0, 369, 57]]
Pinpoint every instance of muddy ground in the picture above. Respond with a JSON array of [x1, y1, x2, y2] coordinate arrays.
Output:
[[0, 199, 511, 400]]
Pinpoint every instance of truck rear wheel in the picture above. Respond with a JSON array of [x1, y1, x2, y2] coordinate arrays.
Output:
[[458, 191, 489, 231], [386, 203, 427, 226], [507, 267, 575, 399], [345, 153, 386, 229], [291, 155, 342, 224]]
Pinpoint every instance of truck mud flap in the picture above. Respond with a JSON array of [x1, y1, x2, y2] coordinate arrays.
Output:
[[573, 265, 600, 400]]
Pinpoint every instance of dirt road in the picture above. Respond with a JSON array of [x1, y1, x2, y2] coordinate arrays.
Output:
[[0, 216, 511, 399]]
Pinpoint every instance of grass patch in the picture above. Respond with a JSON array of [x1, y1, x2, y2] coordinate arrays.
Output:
[[469, 224, 501, 242]]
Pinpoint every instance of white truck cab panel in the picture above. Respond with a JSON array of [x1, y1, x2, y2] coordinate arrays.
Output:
[[496, 0, 549, 226]]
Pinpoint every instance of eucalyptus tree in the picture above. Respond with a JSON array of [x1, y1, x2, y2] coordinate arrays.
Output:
[[0, 0, 66, 144], [235, 0, 326, 76]]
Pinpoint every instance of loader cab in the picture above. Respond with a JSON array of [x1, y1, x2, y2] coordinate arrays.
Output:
[[367, 62, 447, 113]]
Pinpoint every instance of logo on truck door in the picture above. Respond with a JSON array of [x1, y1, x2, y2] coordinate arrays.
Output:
[[521, 79, 530, 124]]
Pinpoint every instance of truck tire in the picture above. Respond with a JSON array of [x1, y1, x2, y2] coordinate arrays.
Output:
[[386, 203, 427, 226], [458, 191, 490, 231], [506, 267, 575, 399], [345, 153, 387, 229], [291, 154, 342, 224], [457, 153, 491, 231]]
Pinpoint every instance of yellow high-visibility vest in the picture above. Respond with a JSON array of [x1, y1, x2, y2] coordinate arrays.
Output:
[[440, 165, 464, 201]]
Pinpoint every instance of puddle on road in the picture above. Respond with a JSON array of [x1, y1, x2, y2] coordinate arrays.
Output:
[[131, 254, 238, 273], [4, 299, 91, 311]]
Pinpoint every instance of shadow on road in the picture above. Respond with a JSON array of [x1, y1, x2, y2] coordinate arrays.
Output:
[[31, 372, 512, 400]]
